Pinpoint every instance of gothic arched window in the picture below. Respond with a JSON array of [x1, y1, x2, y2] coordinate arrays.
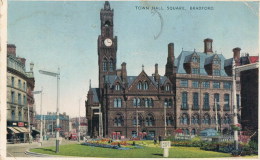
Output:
[[181, 114, 189, 125], [115, 83, 120, 90], [143, 81, 148, 90], [114, 113, 123, 127], [103, 59, 107, 71], [137, 82, 142, 90], [145, 114, 155, 126], [165, 84, 170, 91], [109, 58, 113, 71], [166, 114, 174, 126]]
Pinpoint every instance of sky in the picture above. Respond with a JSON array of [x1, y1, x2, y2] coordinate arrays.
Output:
[[7, 1, 259, 117]]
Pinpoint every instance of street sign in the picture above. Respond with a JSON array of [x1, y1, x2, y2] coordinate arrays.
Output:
[[160, 141, 171, 158], [160, 141, 171, 148]]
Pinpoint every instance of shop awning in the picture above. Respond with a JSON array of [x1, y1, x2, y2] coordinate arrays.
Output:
[[20, 127, 29, 133], [13, 127, 25, 133], [7, 127, 20, 134], [32, 129, 40, 133]]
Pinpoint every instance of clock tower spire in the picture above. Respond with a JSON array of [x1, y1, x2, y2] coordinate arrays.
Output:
[[98, 1, 118, 90]]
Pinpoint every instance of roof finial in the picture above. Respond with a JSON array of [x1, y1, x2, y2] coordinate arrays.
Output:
[[104, 1, 110, 10], [142, 64, 144, 71], [89, 79, 91, 89]]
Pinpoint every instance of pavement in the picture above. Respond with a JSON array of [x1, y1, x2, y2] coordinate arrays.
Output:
[[6, 138, 80, 157]]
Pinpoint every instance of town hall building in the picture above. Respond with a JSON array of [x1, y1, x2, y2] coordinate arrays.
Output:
[[86, 1, 241, 138]]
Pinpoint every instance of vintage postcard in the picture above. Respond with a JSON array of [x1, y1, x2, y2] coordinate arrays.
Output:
[[1, 0, 259, 159]]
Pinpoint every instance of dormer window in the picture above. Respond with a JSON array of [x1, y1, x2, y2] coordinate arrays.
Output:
[[213, 59, 220, 65], [192, 57, 199, 63], [143, 81, 148, 90]]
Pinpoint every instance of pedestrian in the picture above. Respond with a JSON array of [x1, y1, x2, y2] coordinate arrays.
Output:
[[153, 137, 157, 144], [159, 135, 162, 143]]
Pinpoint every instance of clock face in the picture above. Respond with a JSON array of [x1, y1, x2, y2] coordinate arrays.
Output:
[[104, 38, 113, 47]]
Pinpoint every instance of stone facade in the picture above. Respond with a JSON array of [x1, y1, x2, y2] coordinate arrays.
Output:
[[6, 44, 35, 143], [86, 1, 243, 138]]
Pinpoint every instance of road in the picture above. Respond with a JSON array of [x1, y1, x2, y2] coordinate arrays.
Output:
[[6, 138, 80, 157]]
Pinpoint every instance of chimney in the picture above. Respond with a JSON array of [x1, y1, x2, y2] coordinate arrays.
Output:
[[233, 47, 241, 66], [165, 43, 175, 76], [154, 63, 160, 82], [7, 44, 16, 57], [121, 62, 127, 83], [204, 38, 213, 54], [19, 58, 26, 65], [30, 62, 34, 72], [168, 43, 174, 62]]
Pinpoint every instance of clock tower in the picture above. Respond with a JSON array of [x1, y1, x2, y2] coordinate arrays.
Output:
[[98, 1, 118, 90]]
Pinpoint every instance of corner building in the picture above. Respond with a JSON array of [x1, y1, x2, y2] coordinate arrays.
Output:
[[86, 1, 241, 138]]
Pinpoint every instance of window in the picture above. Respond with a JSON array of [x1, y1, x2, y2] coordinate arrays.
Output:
[[168, 99, 172, 108], [114, 114, 123, 126], [213, 82, 220, 89], [23, 95, 26, 105], [224, 94, 230, 110], [236, 94, 240, 109], [11, 91, 15, 103], [203, 93, 210, 110], [181, 92, 188, 110], [213, 59, 220, 64], [11, 110, 15, 120], [165, 84, 170, 91], [18, 80, 21, 89], [192, 68, 199, 74], [143, 82, 148, 90], [180, 80, 188, 87], [192, 57, 199, 63], [192, 93, 199, 110], [114, 98, 122, 108], [224, 82, 231, 89], [145, 114, 155, 126], [164, 99, 172, 108], [115, 84, 120, 90], [191, 114, 199, 124], [203, 114, 210, 125], [133, 115, 142, 126], [213, 69, 220, 76], [109, 59, 113, 71], [23, 82, 26, 91], [192, 81, 199, 88], [18, 93, 21, 105], [148, 98, 153, 107], [202, 81, 210, 88], [137, 82, 142, 90], [11, 77, 14, 87], [191, 129, 196, 135], [214, 93, 220, 110], [166, 114, 174, 126], [133, 98, 137, 107], [180, 114, 189, 125], [103, 59, 107, 71], [18, 111, 22, 121]]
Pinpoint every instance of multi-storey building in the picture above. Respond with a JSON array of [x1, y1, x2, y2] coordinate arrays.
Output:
[[86, 1, 242, 138], [70, 117, 88, 137], [6, 44, 35, 143], [35, 112, 70, 137], [238, 54, 259, 141]]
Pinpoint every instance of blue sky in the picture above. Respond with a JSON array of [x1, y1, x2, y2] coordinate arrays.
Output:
[[8, 1, 259, 117]]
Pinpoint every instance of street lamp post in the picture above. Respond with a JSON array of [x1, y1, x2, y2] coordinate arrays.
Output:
[[27, 101, 31, 144], [39, 68, 60, 153], [164, 102, 168, 137], [32, 89, 43, 146], [232, 59, 239, 150]]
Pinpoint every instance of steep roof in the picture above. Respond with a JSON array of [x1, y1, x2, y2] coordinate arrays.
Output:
[[91, 88, 100, 103], [176, 51, 228, 76]]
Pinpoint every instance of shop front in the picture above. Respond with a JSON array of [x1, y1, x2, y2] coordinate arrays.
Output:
[[7, 121, 29, 143]]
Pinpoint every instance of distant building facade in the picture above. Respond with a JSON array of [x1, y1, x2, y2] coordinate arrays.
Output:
[[70, 117, 88, 137], [35, 112, 70, 137], [86, 2, 243, 138], [6, 44, 35, 143], [239, 55, 259, 141]]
